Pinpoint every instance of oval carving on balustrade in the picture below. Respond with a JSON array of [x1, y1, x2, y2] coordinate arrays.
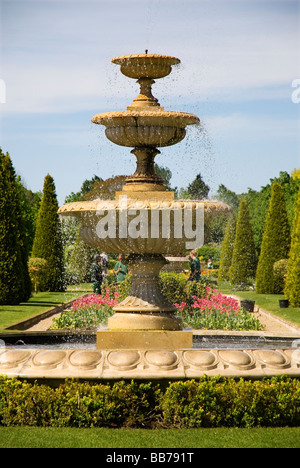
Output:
[[219, 350, 254, 369], [32, 350, 67, 369], [145, 350, 179, 369], [253, 350, 290, 369], [0, 350, 31, 369], [107, 350, 141, 370], [69, 350, 102, 370], [183, 350, 218, 370]]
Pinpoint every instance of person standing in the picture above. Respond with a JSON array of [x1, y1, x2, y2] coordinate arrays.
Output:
[[114, 254, 128, 283], [91, 254, 103, 294], [188, 249, 201, 281]]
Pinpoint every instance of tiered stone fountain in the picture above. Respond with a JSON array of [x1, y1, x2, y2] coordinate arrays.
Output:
[[59, 52, 230, 350], [1, 53, 300, 380]]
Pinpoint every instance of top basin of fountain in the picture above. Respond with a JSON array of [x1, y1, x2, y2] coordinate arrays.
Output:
[[111, 53, 180, 79]]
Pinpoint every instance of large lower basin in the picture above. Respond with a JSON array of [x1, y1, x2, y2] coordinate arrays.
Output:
[[58, 199, 230, 254]]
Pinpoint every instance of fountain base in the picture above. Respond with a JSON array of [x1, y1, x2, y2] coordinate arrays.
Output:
[[96, 329, 193, 350]]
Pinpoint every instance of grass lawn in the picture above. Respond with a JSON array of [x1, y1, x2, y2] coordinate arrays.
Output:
[[0, 426, 300, 448], [0, 284, 92, 332], [217, 281, 300, 328]]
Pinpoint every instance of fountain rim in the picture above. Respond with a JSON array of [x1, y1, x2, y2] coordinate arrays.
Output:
[[91, 109, 200, 126], [58, 199, 231, 215], [111, 53, 181, 65]]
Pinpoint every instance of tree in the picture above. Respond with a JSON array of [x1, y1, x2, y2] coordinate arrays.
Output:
[[84, 175, 128, 200], [218, 213, 237, 281], [0, 149, 31, 304], [15, 176, 41, 256], [255, 181, 291, 294], [229, 199, 256, 285], [216, 184, 240, 211], [31, 174, 65, 291], [284, 187, 300, 305], [187, 173, 210, 200], [64, 175, 102, 203]]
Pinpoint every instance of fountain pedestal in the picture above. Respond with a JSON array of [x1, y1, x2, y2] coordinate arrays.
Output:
[[96, 330, 193, 350], [97, 251, 193, 350]]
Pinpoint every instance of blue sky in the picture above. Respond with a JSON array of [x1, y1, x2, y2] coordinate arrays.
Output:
[[0, 0, 299, 205]]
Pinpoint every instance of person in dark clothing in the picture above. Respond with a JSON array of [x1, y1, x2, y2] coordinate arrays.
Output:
[[91, 254, 103, 294], [188, 249, 201, 281]]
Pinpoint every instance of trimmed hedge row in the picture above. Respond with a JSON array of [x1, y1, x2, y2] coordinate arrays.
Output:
[[0, 375, 300, 428]]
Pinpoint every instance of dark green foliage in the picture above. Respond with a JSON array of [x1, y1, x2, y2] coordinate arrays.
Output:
[[15, 177, 41, 256], [256, 181, 291, 294], [218, 214, 236, 281], [273, 259, 288, 295], [229, 199, 256, 284], [31, 174, 65, 291], [197, 243, 221, 267], [245, 172, 300, 256], [216, 184, 240, 211], [285, 187, 300, 306], [0, 149, 31, 304], [187, 173, 210, 200], [0, 376, 299, 428]]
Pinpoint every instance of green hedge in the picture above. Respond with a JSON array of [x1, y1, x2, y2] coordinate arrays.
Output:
[[0, 376, 299, 428]]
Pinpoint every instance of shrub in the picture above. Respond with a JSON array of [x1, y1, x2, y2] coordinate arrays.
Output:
[[51, 291, 118, 329], [230, 199, 257, 285], [256, 181, 291, 294], [31, 174, 65, 292], [197, 244, 221, 267], [175, 287, 262, 330], [218, 214, 236, 281], [0, 149, 31, 304], [160, 376, 300, 428], [285, 187, 300, 306], [1, 376, 300, 428], [28, 257, 48, 294], [273, 259, 288, 294]]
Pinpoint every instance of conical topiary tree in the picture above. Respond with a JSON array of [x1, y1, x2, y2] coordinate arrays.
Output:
[[31, 174, 65, 291], [0, 149, 31, 304], [284, 187, 300, 305], [218, 213, 236, 281], [255, 181, 290, 294], [229, 199, 256, 285]]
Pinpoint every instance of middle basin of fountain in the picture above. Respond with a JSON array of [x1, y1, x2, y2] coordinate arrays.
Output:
[[91, 110, 198, 147]]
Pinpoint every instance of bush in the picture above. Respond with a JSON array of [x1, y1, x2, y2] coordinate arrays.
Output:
[[160, 376, 300, 428], [31, 174, 65, 292], [175, 288, 262, 331], [197, 244, 221, 268], [0, 376, 300, 428], [51, 292, 118, 329], [256, 181, 291, 294], [273, 259, 288, 294], [0, 150, 31, 304], [230, 199, 257, 285], [285, 187, 300, 306], [28, 257, 48, 294]]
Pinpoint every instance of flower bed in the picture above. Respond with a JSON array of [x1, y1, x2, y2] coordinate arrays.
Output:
[[51, 275, 262, 331], [175, 287, 262, 331], [51, 290, 118, 329]]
